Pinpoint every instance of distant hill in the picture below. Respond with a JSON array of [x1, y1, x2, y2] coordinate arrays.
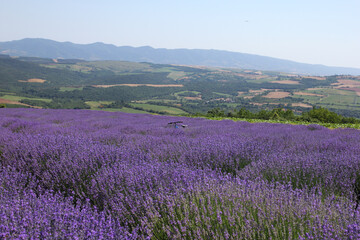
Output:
[[1, 38, 360, 76]]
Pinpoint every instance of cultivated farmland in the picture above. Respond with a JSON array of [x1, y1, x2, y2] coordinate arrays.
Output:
[[1, 108, 360, 239]]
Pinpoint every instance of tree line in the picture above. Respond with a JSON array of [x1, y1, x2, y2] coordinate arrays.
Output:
[[206, 106, 360, 124]]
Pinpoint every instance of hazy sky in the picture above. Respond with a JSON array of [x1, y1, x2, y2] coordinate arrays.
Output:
[[1, 0, 359, 68]]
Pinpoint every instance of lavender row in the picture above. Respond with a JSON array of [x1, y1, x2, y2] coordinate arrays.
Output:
[[1, 108, 360, 238]]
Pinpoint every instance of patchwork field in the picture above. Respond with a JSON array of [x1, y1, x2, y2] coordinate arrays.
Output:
[[1, 55, 360, 118]]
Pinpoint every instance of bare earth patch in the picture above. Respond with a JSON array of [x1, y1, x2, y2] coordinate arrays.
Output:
[[264, 91, 290, 99], [92, 84, 184, 88], [292, 103, 312, 108], [294, 92, 324, 97], [271, 80, 300, 85], [18, 78, 46, 83], [237, 91, 245, 96]]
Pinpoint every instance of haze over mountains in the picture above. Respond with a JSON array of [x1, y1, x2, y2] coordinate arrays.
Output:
[[1, 38, 360, 76]]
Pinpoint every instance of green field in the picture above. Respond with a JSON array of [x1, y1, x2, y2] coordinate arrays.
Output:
[[0, 95, 52, 103], [41, 64, 94, 73], [59, 87, 84, 92], [86, 101, 150, 114], [130, 103, 187, 115], [205, 116, 360, 129], [167, 71, 188, 80], [78, 61, 152, 73], [299, 88, 360, 109], [85, 101, 113, 109], [96, 107, 149, 114]]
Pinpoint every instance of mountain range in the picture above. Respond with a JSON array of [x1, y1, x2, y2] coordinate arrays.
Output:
[[1, 38, 360, 76]]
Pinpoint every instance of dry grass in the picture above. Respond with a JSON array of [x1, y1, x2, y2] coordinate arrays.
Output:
[[264, 91, 290, 99]]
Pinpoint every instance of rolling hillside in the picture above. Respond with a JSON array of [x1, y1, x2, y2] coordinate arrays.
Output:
[[1, 55, 360, 117]]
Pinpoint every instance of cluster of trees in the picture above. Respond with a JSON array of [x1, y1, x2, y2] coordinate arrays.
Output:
[[206, 106, 360, 124], [20, 99, 90, 109]]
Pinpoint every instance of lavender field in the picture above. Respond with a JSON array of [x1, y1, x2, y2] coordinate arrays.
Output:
[[1, 108, 360, 239]]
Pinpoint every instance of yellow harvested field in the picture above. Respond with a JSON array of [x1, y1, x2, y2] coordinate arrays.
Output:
[[92, 84, 184, 88], [271, 80, 300, 85], [294, 92, 324, 97], [302, 76, 326, 80], [184, 96, 202, 100], [18, 78, 46, 83], [264, 91, 290, 99], [292, 103, 312, 108]]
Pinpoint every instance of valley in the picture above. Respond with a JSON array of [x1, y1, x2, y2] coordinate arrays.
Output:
[[1, 54, 360, 118]]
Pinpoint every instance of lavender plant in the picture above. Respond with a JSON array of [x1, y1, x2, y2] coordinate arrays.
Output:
[[1, 108, 360, 239]]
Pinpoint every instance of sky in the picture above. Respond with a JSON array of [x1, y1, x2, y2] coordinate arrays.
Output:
[[1, 0, 359, 68]]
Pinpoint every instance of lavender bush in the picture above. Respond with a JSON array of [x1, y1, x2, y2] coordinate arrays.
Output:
[[1, 108, 360, 239]]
